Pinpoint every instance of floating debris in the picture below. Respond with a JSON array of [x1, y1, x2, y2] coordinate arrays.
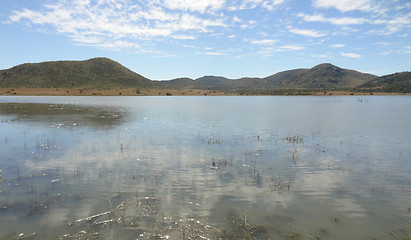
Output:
[[206, 137, 222, 144], [68, 211, 112, 226], [51, 178, 61, 183], [283, 136, 304, 144], [210, 158, 231, 168]]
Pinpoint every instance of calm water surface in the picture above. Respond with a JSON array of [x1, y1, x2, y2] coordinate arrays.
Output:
[[0, 96, 410, 239]]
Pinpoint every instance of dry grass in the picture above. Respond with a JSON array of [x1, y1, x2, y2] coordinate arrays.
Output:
[[1, 88, 407, 96], [0, 88, 228, 96]]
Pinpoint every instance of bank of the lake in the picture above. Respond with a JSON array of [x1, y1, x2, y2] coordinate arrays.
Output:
[[1, 87, 406, 96]]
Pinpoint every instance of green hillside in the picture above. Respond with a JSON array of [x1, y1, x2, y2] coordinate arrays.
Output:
[[158, 76, 234, 90], [0, 57, 157, 89], [257, 63, 376, 90], [160, 64, 377, 93], [3, 58, 409, 95], [359, 72, 411, 93], [158, 78, 196, 89]]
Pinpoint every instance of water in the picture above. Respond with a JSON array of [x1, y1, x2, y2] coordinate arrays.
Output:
[[0, 96, 410, 239]]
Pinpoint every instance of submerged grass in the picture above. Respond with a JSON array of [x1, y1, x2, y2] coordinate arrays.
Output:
[[219, 213, 269, 240], [57, 192, 277, 240], [60, 192, 218, 240]]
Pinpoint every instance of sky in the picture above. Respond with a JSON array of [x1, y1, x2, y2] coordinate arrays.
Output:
[[1, 0, 410, 80]]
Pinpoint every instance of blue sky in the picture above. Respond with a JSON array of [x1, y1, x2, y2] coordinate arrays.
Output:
[[1, 0, 410, 80]]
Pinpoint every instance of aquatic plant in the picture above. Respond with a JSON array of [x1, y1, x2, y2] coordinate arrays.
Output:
[[283, 136, 304, 144], [55, 191, 280, 240], [206, 137, 222, 144], [390, 230, 411, 240], [268, 176, 293, 193], [283, 231, 303, 239], [219, 213, 269, 240], [61, 192, 221, 239]]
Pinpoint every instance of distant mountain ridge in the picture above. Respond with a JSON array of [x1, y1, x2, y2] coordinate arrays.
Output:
[[1, 57, 410, 93], [159, 63, 377, 91], [262, 63, 376, 89]]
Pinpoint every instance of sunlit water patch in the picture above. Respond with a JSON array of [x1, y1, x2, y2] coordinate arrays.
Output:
[[0, 96, 410, 239]]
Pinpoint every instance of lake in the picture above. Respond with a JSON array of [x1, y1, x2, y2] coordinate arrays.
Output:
[[0, 96, 410, 239]]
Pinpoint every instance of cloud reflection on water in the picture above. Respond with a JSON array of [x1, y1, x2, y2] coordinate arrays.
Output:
[[1, 96, 411, 239]]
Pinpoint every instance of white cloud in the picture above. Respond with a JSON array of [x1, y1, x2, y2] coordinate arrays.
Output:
[[299, 6, 410, 36], [341, 52, 362, 58], [228, 0, 284, 11], [375, 42, 389, 46], [172, 35, 196, 40], [288, 27, 326, 37], [232, 16, 241, 23], [262, 0, 284, 10], [163, 13, 227, 32], [240, 20, 257, 29], [8, 0, 408, 63], [257, 47, 275, 56], [395, 2, 411, 11], [299, 4, 411, 36], [312, 54, 329, 58], [278, 45, 304, 51], [312, 0, 372, 12], [131, 6, 179, 22], [9, 0, 228, 51], [379, 51, 392, 55], [72, 36, 103, 44], [162, 0, 225, 13], [256, 44, 305, 56], [371, 12, 411, 35], [93, 40, 141, 51], [204, 51, 228, 56], [297, 13, 367, 25], [238, 0, 264, 10], [250, 39, 277, 44], [330, 44, 345, 48]]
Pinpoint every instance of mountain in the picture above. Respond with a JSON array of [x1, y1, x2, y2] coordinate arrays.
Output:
[[270, 63, 376, 88], [195, 76, 233, 89], [158, 78, 196, 89], [3, 58, 403, 94], [359, 72, 411, 93], [158, 76, 234, 90], [0, 57, 157, 89], [158, 63, 377, 92], [234, 63, 376, 91]]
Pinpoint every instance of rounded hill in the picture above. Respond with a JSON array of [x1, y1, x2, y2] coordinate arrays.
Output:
[[0, 57, 157, 89]]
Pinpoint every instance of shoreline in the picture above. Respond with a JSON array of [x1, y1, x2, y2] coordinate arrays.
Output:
[[0, 87, 406, 96]]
